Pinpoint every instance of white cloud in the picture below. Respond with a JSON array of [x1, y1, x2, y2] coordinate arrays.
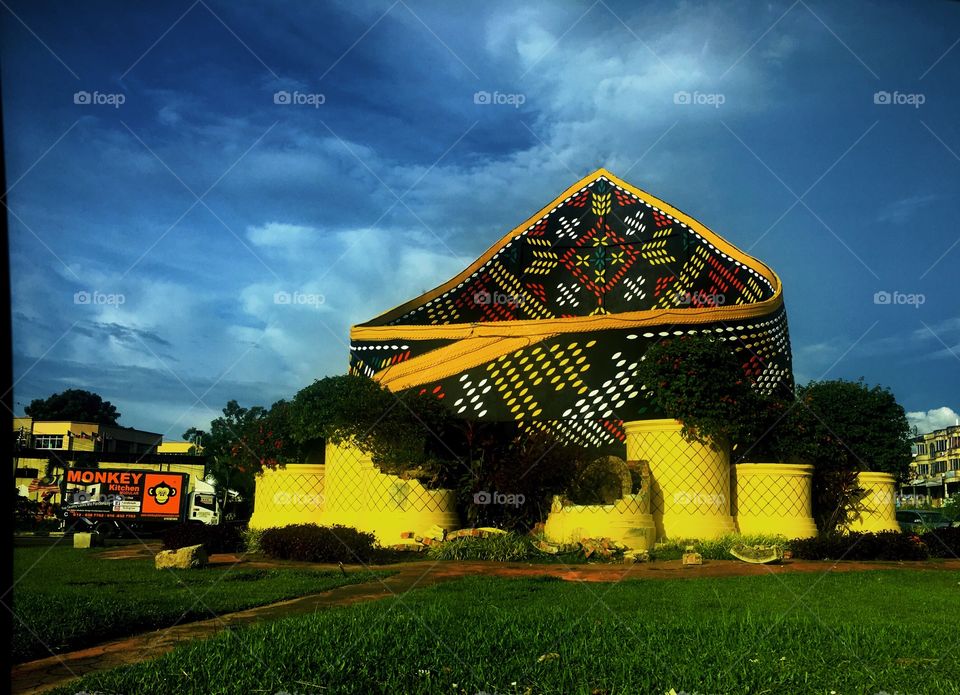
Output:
[[907, 407, 960, 435], [247, 222, 324, 253]]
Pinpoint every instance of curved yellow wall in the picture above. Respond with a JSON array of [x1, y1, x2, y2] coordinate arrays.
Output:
[[544, 493, 655, 550], [846, 471, 899, 533], [624, 419, 736, 540], [322, 441, 460, 544], [249, 464, 326, 529], [733, 463, 817, 539]]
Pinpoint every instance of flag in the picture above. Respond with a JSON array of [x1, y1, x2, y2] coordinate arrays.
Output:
[[28, 478, 60, 493]]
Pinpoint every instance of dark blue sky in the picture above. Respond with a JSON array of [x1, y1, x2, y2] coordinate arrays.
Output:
[[3, 0, 959, 437]]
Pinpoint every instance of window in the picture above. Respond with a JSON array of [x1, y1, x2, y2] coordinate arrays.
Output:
[[951, 436, 960, 450], [935, 439, 948, 453], [951, 458, 960, 471], [33, 435, 64, 449], [916, 443, 928, 456], [933, 461, 948, 474], [918, 464, 930, 476]]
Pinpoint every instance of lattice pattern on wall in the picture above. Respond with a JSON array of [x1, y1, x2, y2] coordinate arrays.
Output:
[[254, 467, 325, 517], [326, 443, 455, 514], [733, 471, 809, 519], [327, 447, 370, 512], [634, 427, 731, 518], [365, 472, 455, 513]]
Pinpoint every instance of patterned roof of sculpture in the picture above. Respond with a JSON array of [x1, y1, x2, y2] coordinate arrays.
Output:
[[349, 169, 792, 447]]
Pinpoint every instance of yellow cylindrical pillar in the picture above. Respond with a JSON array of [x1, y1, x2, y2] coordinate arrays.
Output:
[[847, 471, 900, 533], [249, 464, 326, 529], [624, 419, 735, 540], [732, 463, 817, 539]]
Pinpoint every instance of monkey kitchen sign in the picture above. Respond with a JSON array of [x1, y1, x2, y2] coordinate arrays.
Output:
[[63, 469, 188, 522]]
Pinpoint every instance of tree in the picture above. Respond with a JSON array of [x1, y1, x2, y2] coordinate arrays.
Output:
[[289, 375, 451, 482], [181, 427, 204, 454], [783, 379, 912, 533], [447, 420, 593, 530], [186, 399, 300, 506], [24, 389, 120, 425], [635, 334, 791, 462]]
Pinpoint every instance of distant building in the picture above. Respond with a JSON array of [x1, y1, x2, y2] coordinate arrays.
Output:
[[157, 440, 201, 455], [903, 424, 960, 505], [12, 418, 203, 503]]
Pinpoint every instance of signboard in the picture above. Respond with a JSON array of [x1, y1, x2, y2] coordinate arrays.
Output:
[[62, 469, 187, 522]]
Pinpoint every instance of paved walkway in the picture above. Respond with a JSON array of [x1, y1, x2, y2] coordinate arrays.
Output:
[[12, 553, 960, 694]]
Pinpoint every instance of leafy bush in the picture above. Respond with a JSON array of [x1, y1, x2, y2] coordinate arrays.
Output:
[[788, 532, 928, 561], [785, 380, 912, 532], [920, 527, 960, 559], [459, 424, 594, 531], [939, 496, 960, 523], [566, 456, 629, 505], [161, 523, 244, 554], [426, 533, 536, 562], [243, 527, 265, 554], [636, 335, 762, 453], [259, 524, 377, 563]]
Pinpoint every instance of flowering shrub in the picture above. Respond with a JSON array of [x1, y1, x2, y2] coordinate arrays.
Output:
[[259, 524, 377, 563], [636, 334, 789, 461]]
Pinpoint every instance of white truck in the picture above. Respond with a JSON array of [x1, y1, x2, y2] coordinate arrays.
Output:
[[61, 467, 222, 536]]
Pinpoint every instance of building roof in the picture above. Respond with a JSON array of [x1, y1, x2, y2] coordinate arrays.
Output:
[[346, 169, 793, 447]]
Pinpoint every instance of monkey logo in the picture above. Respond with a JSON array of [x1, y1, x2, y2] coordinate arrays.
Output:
[[147, 481, 177, 506]]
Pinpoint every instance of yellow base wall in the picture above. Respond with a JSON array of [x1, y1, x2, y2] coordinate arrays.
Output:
[[733, 463, 817, 539], [321, 441, 459, 544], [544, 494, 655, 550], [846, 471, 900, 533], [624, 419, 736, 540], [249, 464, 326, 529]]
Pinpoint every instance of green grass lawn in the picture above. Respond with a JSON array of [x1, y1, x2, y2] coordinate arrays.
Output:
[[12, 546, 390, 663], [51, 569, 960, 694]]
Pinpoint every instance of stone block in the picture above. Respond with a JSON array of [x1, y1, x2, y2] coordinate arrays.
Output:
[[73, 532, 102, 549], [155, 544, 208, 570]]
